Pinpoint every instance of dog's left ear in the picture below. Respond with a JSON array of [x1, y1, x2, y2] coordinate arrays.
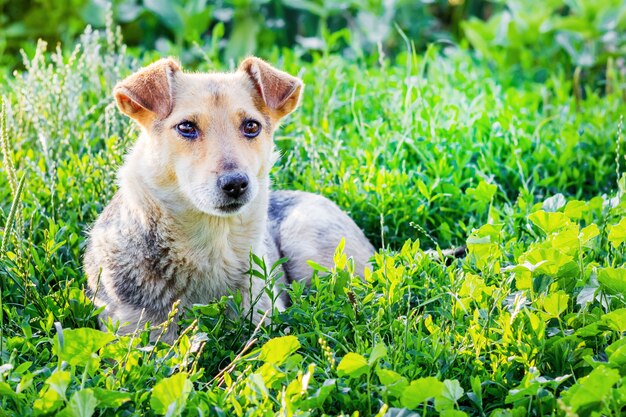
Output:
[[239, 57, 303, 119]]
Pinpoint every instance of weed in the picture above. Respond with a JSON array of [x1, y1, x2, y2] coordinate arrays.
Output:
[[1, 24, 626, 416]]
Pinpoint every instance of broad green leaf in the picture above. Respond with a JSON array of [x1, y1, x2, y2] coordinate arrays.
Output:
[[606, 337, 626, 357], [376, 368, 404, 386], [510, 262, 536, 290], [101, 336, 139, 361], [14, 361, 31, 375], [602, 309, 626, 332], [376, 368, 408, 398], [57, 389, 98, 417], [564, 200, 588, 219], [489, 408, 527, 417], [258, 336, 300, 365], [33, 386, 64, 416], [0, 382, 17, 398], [561, 365, 619, 411], [607, 343, 626, 370], [423, 314, 440, 335], [258, 362, 283, 386], [468, 375, 483, 409], [435, 379, 465, 411], [333, 238, 347, 270], [467, 224, 503, 272], [505, 379, 542, 404], [53, 328, 115, 367], [589, 196, 604, 211], [368, 342, 387, 366], [33, 370, 72, 415], [16, 371, 34, 394], [608, 217, 626, 247], [400, 377, 445, 409], [337, 353, 369, 378], [417, 179, 431, 199], [528, 210, 571, 234], [47, 370, 71, 400], [150, 373, 192, 416], [579, 224, 600, 244], [459, 273, 493, 299], [597, 267, 626, 295], [467, 235, 491, 245], [466, 181, 497, 205], [471, 223, 503, 242], [440, 410, 469, 417], [550, 227, 579, 254], [247, 373, 269, 398], [522, 247, 574, 277], [541, 291, 569, 318], [92, 388, 132, 408], [467, 241, 501, 272], [298, 379, 336, 409]]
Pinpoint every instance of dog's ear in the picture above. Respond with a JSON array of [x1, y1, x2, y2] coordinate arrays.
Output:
[[113, 58, 180, 124], [239, 57, 303, 119]]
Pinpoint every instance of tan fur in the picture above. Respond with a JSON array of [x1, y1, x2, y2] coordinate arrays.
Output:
[[85, 57, 374, 342], [239, 58, 302, 119], [114, 59, 180, 122]]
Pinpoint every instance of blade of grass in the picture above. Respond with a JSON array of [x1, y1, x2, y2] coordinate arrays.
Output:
[[1, 173, 25, 254]]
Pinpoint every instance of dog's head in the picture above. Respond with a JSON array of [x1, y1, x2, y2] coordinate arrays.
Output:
[[113, 57, 302, 216]]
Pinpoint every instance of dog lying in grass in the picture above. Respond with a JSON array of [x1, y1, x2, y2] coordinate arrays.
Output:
[[84, 57, 375, 341]]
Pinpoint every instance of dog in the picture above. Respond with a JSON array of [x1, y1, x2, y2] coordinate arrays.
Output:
[[84, 57, 375, 341]]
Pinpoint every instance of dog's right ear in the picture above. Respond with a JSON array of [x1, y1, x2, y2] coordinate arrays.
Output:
[[113, 58, 180, 125]]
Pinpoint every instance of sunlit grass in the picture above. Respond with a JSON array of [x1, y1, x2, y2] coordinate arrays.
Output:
[[1, 24, 626, 416]]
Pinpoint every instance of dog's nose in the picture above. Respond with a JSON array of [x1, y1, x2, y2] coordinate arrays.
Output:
[[217, 172, 249, 199]]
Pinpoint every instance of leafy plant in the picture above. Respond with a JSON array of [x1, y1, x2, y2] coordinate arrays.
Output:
[[462, 0, 626, 91], [1, 15, 626, 416]]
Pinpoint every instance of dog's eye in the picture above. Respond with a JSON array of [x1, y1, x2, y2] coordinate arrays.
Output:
[[241, 119, 261, 138], [175, 121, 199, 140]]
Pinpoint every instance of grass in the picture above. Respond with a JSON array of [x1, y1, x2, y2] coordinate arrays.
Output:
[[1, 23, 626, 416]]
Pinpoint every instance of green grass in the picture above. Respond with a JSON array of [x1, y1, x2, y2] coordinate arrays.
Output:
[[1, 24, 626, 417]]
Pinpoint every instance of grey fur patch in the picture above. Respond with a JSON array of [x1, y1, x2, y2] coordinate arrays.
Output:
[[268, 191, 300, 225], [267, 190, 375, 284], [110, 220, 179, 309], [85, 193, 191, 328], [221, 160, 238, 171]]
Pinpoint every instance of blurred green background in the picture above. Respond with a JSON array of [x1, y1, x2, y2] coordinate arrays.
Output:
[[2, 0, 625, 91]]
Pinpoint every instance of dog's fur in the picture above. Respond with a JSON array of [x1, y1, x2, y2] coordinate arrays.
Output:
[[84, 57, 374, 340]]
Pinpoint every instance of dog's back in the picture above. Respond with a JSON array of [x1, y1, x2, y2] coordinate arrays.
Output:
[[269, 190, 373, 280]]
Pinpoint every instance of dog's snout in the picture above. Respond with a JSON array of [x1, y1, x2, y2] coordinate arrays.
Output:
[[218, 172, 249, 199]]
